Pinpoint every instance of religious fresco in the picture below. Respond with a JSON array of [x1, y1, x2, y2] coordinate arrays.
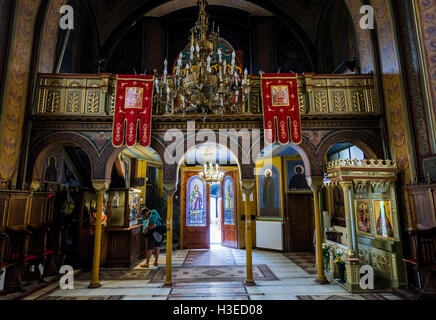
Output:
[[187, 176, 207, 227], [257, 165, 281, 218], [374, 200, 395, 240], [286, 160, 309, 191], [355, 200, 371, 235], [224, 176, 235, 226], [60, 158, 81, 187], [44, 153, 62, 183]]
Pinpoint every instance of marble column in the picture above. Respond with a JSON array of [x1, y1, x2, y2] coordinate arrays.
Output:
[[309, 176, 328, 284], [89, 180, 110, 288], [163, 181, 176, 287], [242, 179, 256, 286]]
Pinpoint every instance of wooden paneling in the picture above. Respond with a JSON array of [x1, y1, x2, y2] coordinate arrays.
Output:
[[407, 184, 436, 229], [181, 170, 210, 250], [0, 194, 9, 231], [7, 193, 28, 229], [28, 194, 46, 227], [222, 171, 238, 249], [106, 226, 142, 268], [286, 193, 315, 252]]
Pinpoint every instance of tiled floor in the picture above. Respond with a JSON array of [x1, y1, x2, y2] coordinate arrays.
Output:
[[18, 246, 402, 300]]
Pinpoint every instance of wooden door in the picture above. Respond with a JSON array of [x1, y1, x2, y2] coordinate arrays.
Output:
[[181, 171, 210, 249], [288, 193, 314, 252], [221, 172, 238, 248]]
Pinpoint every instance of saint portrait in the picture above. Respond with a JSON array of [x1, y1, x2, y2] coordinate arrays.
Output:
[[44, 155, 60, 183], [257, 166, 281, 217], [224, 176, 235, 225], [272, 85, 289, 106], [287, 161, 309, 190], [374, 200, 394, 240], [355, 200, 371, 234], [124, 87, 143, 108], [187, 177, 206, 226]]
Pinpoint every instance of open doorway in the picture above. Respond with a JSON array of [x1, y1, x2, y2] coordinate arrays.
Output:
[[209, 182, 222, 245]]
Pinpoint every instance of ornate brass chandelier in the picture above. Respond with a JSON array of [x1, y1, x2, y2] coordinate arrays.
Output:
[[154, 0, 250, 117], [199, 163, 224, 183]]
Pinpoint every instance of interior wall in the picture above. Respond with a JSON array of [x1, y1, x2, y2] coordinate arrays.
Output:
[[316, 0, 359, 73]]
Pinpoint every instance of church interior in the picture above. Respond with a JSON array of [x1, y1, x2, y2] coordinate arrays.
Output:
[[0, 0, 435, 302]]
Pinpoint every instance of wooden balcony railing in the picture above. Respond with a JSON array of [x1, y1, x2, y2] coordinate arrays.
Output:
[[34, 73, 379, 117]]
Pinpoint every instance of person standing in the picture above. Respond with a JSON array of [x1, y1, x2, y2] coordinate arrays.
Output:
[[141, 209, 163, 268]]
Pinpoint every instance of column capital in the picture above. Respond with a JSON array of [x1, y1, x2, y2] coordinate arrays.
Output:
[[241, 179, 255, 194], [30, 181, 41, 193], [92, 180, 110, 193], [163, 180, 177, 196], [339, 180, 354, 191], [308, 176, 324, 192]]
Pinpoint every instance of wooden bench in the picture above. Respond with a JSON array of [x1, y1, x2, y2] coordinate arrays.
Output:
[[44, 225, 64, 275], [3, 228, 35, 292], [24, 225, 52, 282], [403, 227, 436, 298]]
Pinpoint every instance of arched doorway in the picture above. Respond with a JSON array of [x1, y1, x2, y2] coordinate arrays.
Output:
[[178, 142, 240, 250], [104, 145, 164, 267]]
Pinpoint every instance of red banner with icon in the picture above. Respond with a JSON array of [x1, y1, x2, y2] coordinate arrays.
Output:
[[112, 75, 154, 148], [261, 73, 301, 145]]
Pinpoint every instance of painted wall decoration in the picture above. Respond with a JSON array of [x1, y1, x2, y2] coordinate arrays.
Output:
[[44, 153, 62, 183], [224, 176, 235, 226], [121, 155, 131, 188], [61, 158, 81, 187], [0, 0, 41, 182], [258, 165, 281, 217], [413, 0, 436, 143], [374, 200, 394, 240], [355, 200, 371, 235], [187, 176, 207, 227], [286, 160, 309, 191], [423, 156, 436, 182]]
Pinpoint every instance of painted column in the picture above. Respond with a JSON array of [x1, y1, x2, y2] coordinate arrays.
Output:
[[163, 181, 176, 287], [89, 180, 110, 289], [339, 180, 361, 291], [340, 181, 356, 257], [309, 176, 327, 283], [242, 179, 256, 286]]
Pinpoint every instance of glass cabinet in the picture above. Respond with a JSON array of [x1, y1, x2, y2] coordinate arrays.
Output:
[[107, 188, 141, 228]]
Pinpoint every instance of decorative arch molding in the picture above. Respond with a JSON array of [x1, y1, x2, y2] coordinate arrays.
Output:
[[173, 139, 243, 187], [317, 130, 385, 171], [0, 0, 42, 183], [369, 0, 416, 184], [29, 132, 97, 183], [250, 135, 315, 180], [103, 134, 166, 181], [38, 0, 67, 73], [145, 0, 273, 17], [343, 0, 375, 74]]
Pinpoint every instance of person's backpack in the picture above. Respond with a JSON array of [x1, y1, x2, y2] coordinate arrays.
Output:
[[156, 215, 166, 236]]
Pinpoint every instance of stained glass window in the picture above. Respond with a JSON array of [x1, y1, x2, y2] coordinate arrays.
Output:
[[186, 176, 207, 227], [223, 176, 235, 226]]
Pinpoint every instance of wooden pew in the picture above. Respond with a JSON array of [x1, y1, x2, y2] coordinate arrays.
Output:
[[0, 232, 8, 293], [3, 227, 34, 292], [403, 227, 436, 298], [44, 225, 64, 275]]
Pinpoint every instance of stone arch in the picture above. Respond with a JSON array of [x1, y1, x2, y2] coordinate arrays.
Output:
[[103, 134, 166, 182], [317, 130, 385, 172], [251, 132, 316, 179], [173, 139, 243, 189], [29, 132, 98, 183]]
